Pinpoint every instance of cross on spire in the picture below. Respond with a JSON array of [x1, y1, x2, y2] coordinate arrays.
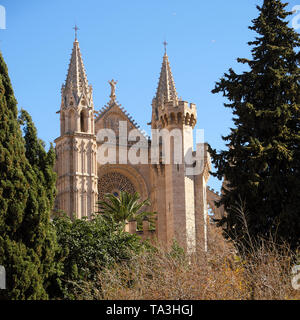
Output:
[[163, 40, 168, 54], [73, 24, 79, 40]]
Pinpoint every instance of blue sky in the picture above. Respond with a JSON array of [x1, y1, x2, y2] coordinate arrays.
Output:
[[1, 0, 299, 191]]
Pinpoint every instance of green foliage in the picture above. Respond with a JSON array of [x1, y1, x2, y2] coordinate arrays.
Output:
[[52, 213, 146, 299], [97, 191, 155, 227], [209, 0, 300, 250], [19, 110, 57, 209], [167, 239, 186, 262], [0, 52, 59, 299]]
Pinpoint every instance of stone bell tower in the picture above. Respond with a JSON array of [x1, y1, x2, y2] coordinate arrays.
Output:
[[151, 47, 198, 253], [55, 31, 98, 219]]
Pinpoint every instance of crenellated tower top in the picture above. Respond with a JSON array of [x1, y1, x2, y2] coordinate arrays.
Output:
[[151, 45, 196, 130]]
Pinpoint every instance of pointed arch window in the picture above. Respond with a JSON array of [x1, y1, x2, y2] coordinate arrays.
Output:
[[69, 109, 76, 132], [80, 110, 87, 132]]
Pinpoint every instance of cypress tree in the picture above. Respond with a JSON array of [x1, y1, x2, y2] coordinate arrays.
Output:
[[0, 52, 58, 299], [209, 0, 300, 250], [19, 110, 60, 296]]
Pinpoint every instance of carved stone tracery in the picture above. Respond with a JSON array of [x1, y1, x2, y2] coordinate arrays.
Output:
[[98, 172, 136, 200]]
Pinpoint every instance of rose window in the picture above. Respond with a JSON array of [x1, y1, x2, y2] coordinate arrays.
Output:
[[98, 172, 136, 200]]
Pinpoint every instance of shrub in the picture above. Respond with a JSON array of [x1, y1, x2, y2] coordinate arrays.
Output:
[[74, 226, 300, 300], [51, 214, 148, 299]]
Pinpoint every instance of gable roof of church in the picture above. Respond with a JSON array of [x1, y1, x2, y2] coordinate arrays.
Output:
[[95, 102, 150, 141], [95, 101, 138, 128], [95, 100, 149, 140]]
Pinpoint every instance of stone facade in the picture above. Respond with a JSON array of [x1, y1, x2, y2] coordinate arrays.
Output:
[[55, 37, 215, 253]]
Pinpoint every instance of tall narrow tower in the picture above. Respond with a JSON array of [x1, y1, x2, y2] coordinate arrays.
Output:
[[151, 49, 198, 253], [55, 34, 98, 219]]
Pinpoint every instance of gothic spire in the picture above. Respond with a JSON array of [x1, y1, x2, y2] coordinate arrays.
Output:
[[64, 37, 90, 100], [154, 50, 178, 105]]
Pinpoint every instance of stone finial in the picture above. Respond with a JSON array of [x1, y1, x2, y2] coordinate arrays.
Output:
[[108, 79, 118, 105]]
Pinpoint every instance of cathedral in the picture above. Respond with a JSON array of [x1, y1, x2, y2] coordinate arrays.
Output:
[[54, 34, 222, 253]]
